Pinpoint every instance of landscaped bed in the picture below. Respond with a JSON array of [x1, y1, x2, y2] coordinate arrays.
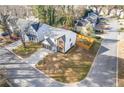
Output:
[[0, 26, 13, 47], [36, 38, 101, 83], [0, 37, 15, 47], [0, 31, 20, 47], [13, 42, 42, 58]]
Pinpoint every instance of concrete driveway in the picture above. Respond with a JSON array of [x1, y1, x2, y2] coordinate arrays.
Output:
[[0, 48, 64, 87]]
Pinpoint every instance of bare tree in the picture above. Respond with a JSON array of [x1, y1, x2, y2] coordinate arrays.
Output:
[[17, 22, 31, 48], [6, 16, 28, 48], [0, 13, 13, 39]]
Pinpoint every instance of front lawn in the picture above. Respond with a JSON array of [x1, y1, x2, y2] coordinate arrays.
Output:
[[13, 42, 42, 58], [36, 38, 101, 83]]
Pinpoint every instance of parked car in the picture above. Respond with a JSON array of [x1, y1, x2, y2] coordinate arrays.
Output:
[[10, 36, 19, 41], [95, 29, 104, 34], [1, 31, 12, 36]]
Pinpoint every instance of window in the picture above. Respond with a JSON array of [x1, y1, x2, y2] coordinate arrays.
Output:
[[70, 43, 73, 47], [69, 38, 71, 42]]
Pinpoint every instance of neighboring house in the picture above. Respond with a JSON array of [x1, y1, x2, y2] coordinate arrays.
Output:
[[17, 19, 39, 42], [74, 12, 98, 35], [74, 19, 92, 35], [109, 9, 116, 17], [95, 22, 110, 31], [86, 12, 98, 23], [94, 17, 110, 32]]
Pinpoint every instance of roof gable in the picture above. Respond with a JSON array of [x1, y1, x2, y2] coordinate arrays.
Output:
[[31, 22, 40, 31]]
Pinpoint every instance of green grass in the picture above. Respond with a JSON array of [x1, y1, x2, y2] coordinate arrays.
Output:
[[119, 28, 124, 32], [13, 42, 42, 58], [90, 36, 102, 55], [0, 25, 4, 32]]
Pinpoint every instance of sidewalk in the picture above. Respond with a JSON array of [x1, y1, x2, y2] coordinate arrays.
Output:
[[118, 32, 124, 87], [24, 48, 53, 66], [5, 40, 53, 66], [5, 40, 22, 51]]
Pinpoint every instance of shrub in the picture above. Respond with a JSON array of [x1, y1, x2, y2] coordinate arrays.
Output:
[[119, 28, 124, 32]]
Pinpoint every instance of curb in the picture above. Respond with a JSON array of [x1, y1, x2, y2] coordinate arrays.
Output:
[[82, 36, 104, 80], [5, 47, 23, 60], [6, 80, 13, 87], [116, 32, 119, 87]]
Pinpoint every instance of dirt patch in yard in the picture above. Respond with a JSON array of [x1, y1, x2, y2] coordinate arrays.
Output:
[[36, 40, 101, 83]]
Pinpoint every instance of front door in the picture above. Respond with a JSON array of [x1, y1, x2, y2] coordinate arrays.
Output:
[[57, 35, 65, 53]]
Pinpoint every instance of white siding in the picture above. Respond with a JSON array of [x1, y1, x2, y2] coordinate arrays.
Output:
[[28, 26, 39, 42], [64, 32, 77, 52], [37, 30, 44, 41]]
